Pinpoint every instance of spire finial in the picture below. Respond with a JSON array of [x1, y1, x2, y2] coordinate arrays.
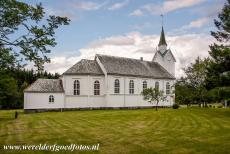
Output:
[[161, 14, 164, 27]]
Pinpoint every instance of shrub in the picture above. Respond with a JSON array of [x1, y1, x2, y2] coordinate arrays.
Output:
[[209, 105, 212, 108], [217, 104, 223, 108], [172, 103, 179, 109]]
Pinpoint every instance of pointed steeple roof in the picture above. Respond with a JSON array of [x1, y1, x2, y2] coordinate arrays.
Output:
[[158, 26, 167, 46]]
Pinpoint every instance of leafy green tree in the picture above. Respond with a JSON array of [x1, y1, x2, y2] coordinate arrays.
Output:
[[0, 0, 66, 109], [206, 0, 230, 89], [204, 88, 220, 103], [141, 88, 166, 111], [217, 87, 230, 106], [183, 57, 210, 106], [0, 0, 70, 70], [175, 78, 195, 106]]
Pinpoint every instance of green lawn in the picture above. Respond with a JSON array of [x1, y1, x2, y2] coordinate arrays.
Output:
[[0, 108, 230, 154]]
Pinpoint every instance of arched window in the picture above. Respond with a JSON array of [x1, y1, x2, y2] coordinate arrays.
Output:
[[74, 80, 80, 95], [166, 82, 170, 94], [155, 81, 159, 90], [143, 81, 147, 91], [49, 95, 54, 103], [114, 79, 120, 94], [94, 80, 100, 95], [129, 80, 134, 94]]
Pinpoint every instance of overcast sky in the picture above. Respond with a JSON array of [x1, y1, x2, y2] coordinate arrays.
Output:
[[23, 0, 225, 78]]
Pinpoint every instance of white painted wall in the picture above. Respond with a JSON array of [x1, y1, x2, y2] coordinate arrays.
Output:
[[106, 75, 175, 107], [62, 74, 175, 108], [24, 74, 175, 109], [63, 75, 105, 96], [63, 75, 106, 108], [24, 93, 64, 109], [65, 96, 105, 108]]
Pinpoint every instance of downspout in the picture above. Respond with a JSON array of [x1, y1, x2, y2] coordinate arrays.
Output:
[[63, 75, 66, 111], [87, 75, 90, 106]]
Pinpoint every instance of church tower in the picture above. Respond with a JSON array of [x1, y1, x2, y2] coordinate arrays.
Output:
[[152, 26, 176, 77]]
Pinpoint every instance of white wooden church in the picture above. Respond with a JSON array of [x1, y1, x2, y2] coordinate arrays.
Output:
[[24, 27, 176, 111]]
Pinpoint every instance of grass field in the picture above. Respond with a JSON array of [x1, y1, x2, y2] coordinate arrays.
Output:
[[0, 108, 229, 154]]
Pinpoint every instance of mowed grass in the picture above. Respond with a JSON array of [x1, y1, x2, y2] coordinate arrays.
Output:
[[0, 108, 230, 154]]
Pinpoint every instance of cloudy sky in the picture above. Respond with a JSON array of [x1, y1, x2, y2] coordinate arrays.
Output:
[[23, 0, 225, 78]]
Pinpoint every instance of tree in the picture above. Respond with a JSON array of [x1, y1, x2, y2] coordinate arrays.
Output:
[[175, 78, 195, 106], [206, 0, 230, 89], [141, 88, 166, 111], [219, 87, 230, 107], [0, 0, 70, 70], [183, 57, 210, 107], [0, 74, 19, 109]]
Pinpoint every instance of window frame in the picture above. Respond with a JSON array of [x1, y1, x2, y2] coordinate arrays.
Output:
[[94, 80, 100, 95], [129, 80, 134, 94], [74, 80, 80, 95], [49, 95, 54, 103], [114, 79, 120, 94], [143, 81, 147, 91], [155, 81, 159, 90], [166, 82, 170, 94]]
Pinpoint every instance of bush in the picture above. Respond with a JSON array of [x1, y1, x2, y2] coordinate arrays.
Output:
[[172, 103, 179, 109], [217, 104, 223, 108], [209, 105, 212, 108]]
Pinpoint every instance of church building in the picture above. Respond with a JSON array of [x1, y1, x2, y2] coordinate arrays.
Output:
[[24, 27, 176, 111]]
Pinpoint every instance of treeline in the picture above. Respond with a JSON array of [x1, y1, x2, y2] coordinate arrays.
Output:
[[175, 1, 230, 107], [0, 69, 60, 109]]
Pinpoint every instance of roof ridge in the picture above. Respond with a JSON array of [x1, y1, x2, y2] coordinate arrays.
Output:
[[37, 78, 59, 80], [96, 54, 151, 62]]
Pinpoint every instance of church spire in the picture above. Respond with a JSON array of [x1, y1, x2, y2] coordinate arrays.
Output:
[[158, 26, 167, 46], [158, 14, 167, 47]]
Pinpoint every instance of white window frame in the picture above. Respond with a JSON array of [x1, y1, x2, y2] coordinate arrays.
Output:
[[129, 80, 134, 94], [94, 80, 100, 95], [114, 79, 120, 94]]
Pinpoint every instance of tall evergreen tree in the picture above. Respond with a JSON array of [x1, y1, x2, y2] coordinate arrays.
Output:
[[206, 0, 230, 89]]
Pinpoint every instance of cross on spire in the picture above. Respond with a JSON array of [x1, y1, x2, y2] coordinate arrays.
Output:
[[161, 14, 164, 27]]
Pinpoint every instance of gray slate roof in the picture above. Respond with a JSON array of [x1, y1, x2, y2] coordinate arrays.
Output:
[[96, 54, 175, 79], [24, 79, 64, 93], [63, 59, 103, 75]]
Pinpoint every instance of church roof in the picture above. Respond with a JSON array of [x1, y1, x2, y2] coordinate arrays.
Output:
[[63, 59, 103, 75], [96, 54, 175, 79], [24, 79, 64, 93], [158, 26, 167, 46]]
